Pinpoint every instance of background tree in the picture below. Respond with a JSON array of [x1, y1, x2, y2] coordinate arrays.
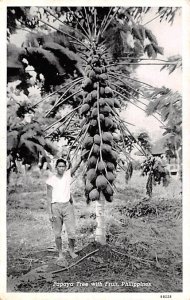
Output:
[[7, 82, 58, 183], [136, 131, 152, 153], [145, 88, 182, 178]]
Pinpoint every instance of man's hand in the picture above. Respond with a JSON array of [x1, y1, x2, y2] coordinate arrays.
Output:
[[49, 213, 56, 222], [66, 155, 71, 170]]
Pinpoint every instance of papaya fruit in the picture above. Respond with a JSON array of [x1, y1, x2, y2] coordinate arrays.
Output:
[[106, 171, 115, 183], [112, 132, 121, 142], [99, 114, 105, 122], [104, 194, 113, 202], [99, 73, 108, 81], [105, 86, 113, 96], [89, 188, 100, 201], [84, 93, 92, 103], [110, 150, 118, 162], [89, 70, 97, 81], [100, 105, 111, 115], [101, 143, 112, 155], [82, 78, 92, 89], [82, 90, 88, 97], [80, 103, 90, 115], [90, 119, 97, 127], [97, 160, 105, 172], [94, 66, 102, 74], [83, 97, 90, 104], [92, 144, 100, 155], [94, 134, 101, 145], [83, 136, 93, 149], [87, 156, 97, 168], [85, 180, 94, 193], [104, 117, 113, 129], [112, 122, 117, 130], [87, 168, 97, 182], [96, 175, 107, 190], [91, 90, 97, 100], [107, 162, 115, 171], [88, 126, 97, 136], [102, 132, 113, 144], [105, 184, 113, 196], [83, 136, 94, 149], [100, 87, 105, 96], [91, 108, 98, 118], [114, 98, 121, 108], [99, 98, 105, 107]]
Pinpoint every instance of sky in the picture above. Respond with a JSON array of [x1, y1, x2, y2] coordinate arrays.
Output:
[[9, 7, 182, 143]]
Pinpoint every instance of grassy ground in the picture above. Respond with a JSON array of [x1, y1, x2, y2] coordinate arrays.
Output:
[[7, 169, 182, 293]]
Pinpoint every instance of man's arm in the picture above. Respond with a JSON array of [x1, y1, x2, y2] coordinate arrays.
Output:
[[46, 184, 53, 221], [67, 157, 82, 177]]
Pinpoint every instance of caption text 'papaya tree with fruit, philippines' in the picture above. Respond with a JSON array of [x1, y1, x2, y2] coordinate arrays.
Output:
[[17, 7, 181, 245]]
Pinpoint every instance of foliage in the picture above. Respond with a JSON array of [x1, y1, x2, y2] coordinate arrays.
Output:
[[22, 28, 77, 52], [136, 131, 152, 153], [7, 44, 26, 84], [157, 7, 181, 24], [7, 7, 37, 37], [7, 121, 56, 169], [146, 88, 182, 159], [147, 88, 182, 127], [7, 83, 58, 182], [141, 155, 170, 196], [123, 7, 180, 25], [160, 55, 182, 74], [7, 42, 83, 91]]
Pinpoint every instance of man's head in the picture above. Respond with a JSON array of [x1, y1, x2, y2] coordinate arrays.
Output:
[[55, 158, 67, 176]]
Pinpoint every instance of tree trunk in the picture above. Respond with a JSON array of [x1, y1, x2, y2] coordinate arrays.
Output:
[[95, 192, 106, 245], [174, 141, 181, 179], [176, 145, 182, 181]]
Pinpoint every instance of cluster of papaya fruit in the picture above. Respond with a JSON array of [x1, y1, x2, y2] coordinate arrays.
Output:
[[79, 49, 121, 203]]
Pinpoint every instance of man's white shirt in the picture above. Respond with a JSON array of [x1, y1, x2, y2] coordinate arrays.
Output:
[[46, 169, 71, 203]]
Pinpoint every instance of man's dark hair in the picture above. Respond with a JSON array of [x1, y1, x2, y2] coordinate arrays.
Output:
[[55, 158, 67, 168]]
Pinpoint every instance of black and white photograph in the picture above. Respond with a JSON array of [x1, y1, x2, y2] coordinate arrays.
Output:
[[1, 2, 189, 298]]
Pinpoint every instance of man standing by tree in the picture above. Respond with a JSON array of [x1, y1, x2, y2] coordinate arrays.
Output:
[[46, 157, 80, 267]]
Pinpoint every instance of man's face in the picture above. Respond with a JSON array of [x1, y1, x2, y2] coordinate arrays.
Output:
[[56, 162, 66, 175]]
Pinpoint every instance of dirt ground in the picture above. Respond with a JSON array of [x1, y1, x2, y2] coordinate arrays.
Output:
[[7, 170, 182, 293]]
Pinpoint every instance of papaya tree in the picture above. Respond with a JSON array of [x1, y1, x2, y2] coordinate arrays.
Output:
[[7, 96, 57, 183], [145, 88, 182, 179], [7, 6, 181, 244], [6, 76, 61, 183], [138, 85, 182, 195], [140, 155, 170, 197], [137, 131, 152, 154]]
